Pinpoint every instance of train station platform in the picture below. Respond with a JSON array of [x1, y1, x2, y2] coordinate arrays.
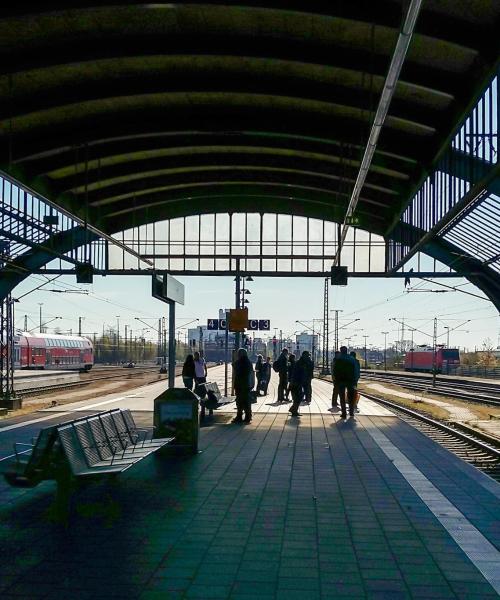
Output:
[[0, 369, 499, 599]]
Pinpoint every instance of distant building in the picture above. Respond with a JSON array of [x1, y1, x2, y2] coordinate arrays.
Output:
[[295, 332, 319, 362]]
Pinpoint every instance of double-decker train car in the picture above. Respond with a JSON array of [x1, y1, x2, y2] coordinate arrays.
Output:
[[14, 332, 93, 371], [404, 347, 460, 373]]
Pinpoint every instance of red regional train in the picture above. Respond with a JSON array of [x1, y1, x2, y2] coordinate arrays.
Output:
[[13, 332, 94, 371], [404, 347, 460, 373]]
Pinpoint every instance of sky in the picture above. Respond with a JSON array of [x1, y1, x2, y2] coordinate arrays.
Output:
[[12, 271, 499, 353]]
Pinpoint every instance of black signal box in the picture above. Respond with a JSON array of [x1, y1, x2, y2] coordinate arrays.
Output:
[[76, 263, 94, 284], [331, 266, 348, 286]]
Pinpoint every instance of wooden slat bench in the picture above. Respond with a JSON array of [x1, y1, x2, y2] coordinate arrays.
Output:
[[199, 382, 234, 420], [2, 409, 174, 516]]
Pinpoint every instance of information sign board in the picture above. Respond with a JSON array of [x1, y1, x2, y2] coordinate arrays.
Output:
[[207, 317, 270, 330], [163, 273, 185, 305], [228, 308, 248, 332], [152, 272, 185, 304], [207, 319, 219, 330]]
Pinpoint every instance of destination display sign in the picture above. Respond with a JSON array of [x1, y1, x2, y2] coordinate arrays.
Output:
[[207, 318, 270, 331]]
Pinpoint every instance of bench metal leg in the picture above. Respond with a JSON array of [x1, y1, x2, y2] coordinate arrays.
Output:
[[53, 469, 76, 526]]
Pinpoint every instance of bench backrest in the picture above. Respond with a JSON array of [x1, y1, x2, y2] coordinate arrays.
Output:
[[87, 415, 115, 460], [57, 423, 92, 475], [111, 410, 139, 445], [98, 411, 129, 451], [121, 409, 138, 438], [72, 420, 108, 467], [57, 410, 124, 474], [205, 382, 222, 400]]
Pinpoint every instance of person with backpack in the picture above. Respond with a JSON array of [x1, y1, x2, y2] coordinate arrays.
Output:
[[233, 348, 254, 423], [261, 356, 272, 395], [350, 351, 361, 412], [301, 350, 314, 403], [182, 354, 196, 390], [273, 348, 289, 403], [333, 346, 356, 418], [288, 351, 308, 416], [331, 350, 341, 408]]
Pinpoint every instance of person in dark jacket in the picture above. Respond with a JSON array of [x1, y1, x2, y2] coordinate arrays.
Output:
[[182, 354, 196, 390], [274, 348, 289, 403], [285, 353, 296, 401], [301, 351, 314, 403], [288, 351, 308, 416], [331, 350, 341, 408], [350, 351, 361, 413], [233, 348, 254, 423], [333, 346, 356, 418], [261, 356, 272, 395], [255, 354, 264, 394], [349, 351, 361, 386]]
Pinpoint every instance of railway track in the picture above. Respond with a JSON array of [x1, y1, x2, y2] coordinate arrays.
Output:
[[16, 366, 165, 398], [364, 391, 500, 482], [361, 371, 500, 406], [15, 363, 217, 398]]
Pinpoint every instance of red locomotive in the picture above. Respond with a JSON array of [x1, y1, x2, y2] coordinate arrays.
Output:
[[13, 332, 93, 371], [404, 346, 460, 373]]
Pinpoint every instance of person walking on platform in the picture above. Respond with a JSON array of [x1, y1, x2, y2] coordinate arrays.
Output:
[[182, 354, 196, 391], [261, 356, 272, 395], [273, 348, 289, 403], [233, 348, 254, 423], [331, 350, 340, 408], [289, 351, 307, 416], [193, 351, 207, 398], [285, 353, 296, 401], [302, 350, 314, 404], [333, 346, 356, 418]]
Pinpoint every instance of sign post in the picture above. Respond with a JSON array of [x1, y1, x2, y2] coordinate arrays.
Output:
[[224, 311, 229, 396], [152, 272, 185, 389]]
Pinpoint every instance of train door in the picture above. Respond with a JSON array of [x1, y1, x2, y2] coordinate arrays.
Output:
[[13, 345, 20, 368]]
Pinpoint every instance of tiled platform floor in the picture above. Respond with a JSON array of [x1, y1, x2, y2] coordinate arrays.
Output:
[[207, 365, 392, 416], [1, 408, 499, 599]]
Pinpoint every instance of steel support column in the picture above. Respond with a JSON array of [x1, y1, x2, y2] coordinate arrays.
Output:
[[322, 278, 330, 374], [0, 240, 19, 408]]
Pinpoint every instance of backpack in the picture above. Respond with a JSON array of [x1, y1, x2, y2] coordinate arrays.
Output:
[[205, 389, 219, 409], [272, 360, 280, 373]]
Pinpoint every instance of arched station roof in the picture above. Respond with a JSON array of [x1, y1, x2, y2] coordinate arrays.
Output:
[[0, 3, 499, 311], [0, 2, 498, 235]]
